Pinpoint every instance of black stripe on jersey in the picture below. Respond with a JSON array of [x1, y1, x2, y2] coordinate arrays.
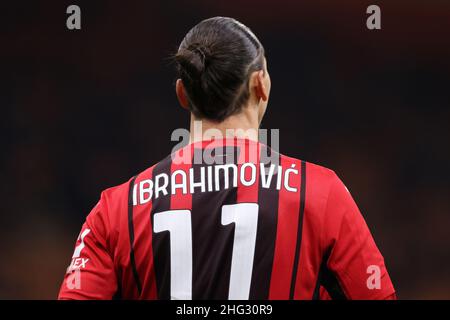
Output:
[[249, 147, 280, 299], [289, 160, 306, 299], [312, 252, 347, 300], [127, 175, 142, 295], [191, 146, 239, 299], [150, 155, 173, 300], [312, 264, 322, 300]]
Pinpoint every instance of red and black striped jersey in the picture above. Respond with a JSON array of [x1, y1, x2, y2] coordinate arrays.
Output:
[[58, 138, 395, 300]]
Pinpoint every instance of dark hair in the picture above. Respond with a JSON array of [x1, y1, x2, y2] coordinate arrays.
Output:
[[175, 17, 265, 122]]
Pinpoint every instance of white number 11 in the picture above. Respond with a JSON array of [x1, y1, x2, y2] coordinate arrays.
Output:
[[153, 203, 259, 300]]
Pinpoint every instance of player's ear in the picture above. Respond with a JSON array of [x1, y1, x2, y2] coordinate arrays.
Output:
[[249, 68, 270, 103], [176, 79, 190, 110]]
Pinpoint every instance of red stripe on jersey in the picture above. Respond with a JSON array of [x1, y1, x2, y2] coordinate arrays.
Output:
[[237, 139, 260, 203], [269, 156, 302, 299], [132, 167, 158, 299], [170, 145, 193, 210]]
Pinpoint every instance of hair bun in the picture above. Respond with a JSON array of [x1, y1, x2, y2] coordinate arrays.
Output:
[[174, 17, 264, 122], [175, 46, 208, 78]]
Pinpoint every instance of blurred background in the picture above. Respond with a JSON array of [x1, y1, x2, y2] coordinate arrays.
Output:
[[1, 0, 449, 299]]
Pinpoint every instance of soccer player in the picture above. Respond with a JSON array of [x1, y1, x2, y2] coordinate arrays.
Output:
[[58, 17, 396, 300]]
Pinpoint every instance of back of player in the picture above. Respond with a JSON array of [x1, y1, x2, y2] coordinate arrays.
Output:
[[143, 139, 303, 300], [59, 139, 395, 299], [58, 17, 395, 300]]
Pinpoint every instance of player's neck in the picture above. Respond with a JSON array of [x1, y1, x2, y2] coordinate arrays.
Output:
[[189, 107, 260, 143]]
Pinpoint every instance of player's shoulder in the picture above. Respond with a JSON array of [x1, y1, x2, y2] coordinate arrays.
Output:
[[279, 153, 347, 211], [100, 178, 132, 203], [92, 159, 162, 233], [100, 165, 156, 201], [280, 152, 339, 187], [100, 152, 172, 204], [280, 153, 347, 221]]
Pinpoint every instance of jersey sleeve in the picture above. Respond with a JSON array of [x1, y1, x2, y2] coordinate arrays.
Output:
[[58, 193, 118, 300], [320, 173, 396, 300]]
